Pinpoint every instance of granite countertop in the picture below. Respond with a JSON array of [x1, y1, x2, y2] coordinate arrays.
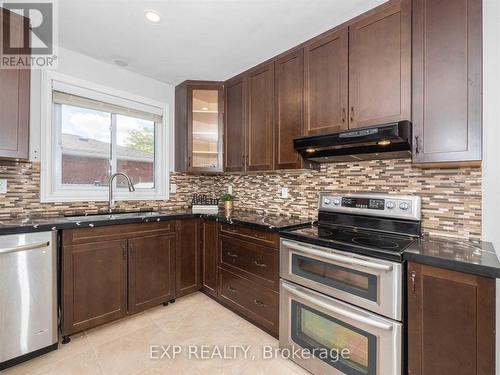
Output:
[[404, 235, 500, 278], [204, 209, 314, 232], [0, 209, 314, 236], [1, 209, 498, 279]]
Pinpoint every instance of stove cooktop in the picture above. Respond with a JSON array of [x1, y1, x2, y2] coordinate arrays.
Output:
[[281, 224, 417, 261]]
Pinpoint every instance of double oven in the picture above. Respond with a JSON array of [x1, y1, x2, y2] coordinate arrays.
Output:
[[279, 193, 421, 375]]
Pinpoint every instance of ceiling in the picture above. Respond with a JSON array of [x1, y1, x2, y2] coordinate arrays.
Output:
[[58, 0, 387, 85]]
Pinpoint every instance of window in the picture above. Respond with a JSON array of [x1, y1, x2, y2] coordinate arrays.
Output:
[[41, 72, 169, 202]]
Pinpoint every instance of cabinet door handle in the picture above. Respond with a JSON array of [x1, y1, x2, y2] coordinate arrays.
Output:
[[253, 299, 265, 307], [342, 108, 346, 124], [350, 106, 354, 123], [228, 286, 237, 293], [253, 260, 267, 268], [415, 136, 420, 154], [241, 155, 245, 167], [227, 251, 238, 258], [188, 156, 192, 167], [410, 271, 417, 294]]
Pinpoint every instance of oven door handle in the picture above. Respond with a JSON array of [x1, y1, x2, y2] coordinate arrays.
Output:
[[282, 240, 393, 271], [282, 282, 393, 331]]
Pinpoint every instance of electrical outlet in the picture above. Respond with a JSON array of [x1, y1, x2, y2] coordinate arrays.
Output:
[[227, 185, 233, 194], [170, 184, 177, 194], [0, 179, 7, 194], [281, 187, 289, 199]]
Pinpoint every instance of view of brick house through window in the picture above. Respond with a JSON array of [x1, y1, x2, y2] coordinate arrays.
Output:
[[58, 104, 155, 189]]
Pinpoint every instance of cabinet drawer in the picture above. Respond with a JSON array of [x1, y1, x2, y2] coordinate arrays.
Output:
[[219, 268, 278, 334], [219, 235, 278, 290], [219, 223, 279, 248], [63, 221, 176, 245]]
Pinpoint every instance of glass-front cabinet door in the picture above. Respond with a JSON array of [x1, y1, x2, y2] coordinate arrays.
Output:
[[187, 86, 223, 172]]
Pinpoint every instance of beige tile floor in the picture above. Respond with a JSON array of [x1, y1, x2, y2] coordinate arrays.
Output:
[[3, 292, 310, 375]]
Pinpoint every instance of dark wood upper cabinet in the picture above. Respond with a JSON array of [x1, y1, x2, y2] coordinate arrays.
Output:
[[175, 81, 224, 172], [175, 219, 202, 297], [348, 1, 411, 129], [304, 28, 348, 135], [246, 63, 275, 171], [407, 262, 495, 375], [0, 8, 30, 160], [62, 239, 128, 335], [412, 0, 482, 164], [201, 219, 218, 297], [224, 77, 246, 172], [128, 234, 176, 314], [274, 49, 304, 169]]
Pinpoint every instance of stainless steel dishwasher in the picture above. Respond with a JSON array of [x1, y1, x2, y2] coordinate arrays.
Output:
[[0, 231, 58, 370]]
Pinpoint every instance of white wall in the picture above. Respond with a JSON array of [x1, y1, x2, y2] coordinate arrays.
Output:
[[481, 0, 500, 371], [29, 46, 175, 164]]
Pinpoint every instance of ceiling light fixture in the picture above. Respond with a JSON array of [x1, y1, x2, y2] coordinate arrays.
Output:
[[144, 10, 161, 23], [202, 107, 209, 111]]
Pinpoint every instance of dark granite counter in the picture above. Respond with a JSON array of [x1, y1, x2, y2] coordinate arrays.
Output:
[[205, 210, 314, 232], [2, 208, 498, 278], [403, 235, 500, 279], [0, 209, 313, 236]]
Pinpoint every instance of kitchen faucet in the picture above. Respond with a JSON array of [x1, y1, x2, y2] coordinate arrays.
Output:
[[108, 172, 135, 213]]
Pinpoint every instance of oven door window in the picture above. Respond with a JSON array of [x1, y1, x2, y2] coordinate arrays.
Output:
[[291, 301, 377, 375], [291, 254, 378, 302]]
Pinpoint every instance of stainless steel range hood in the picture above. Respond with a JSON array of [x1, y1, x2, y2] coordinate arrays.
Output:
[[294, 121, 412, 163]]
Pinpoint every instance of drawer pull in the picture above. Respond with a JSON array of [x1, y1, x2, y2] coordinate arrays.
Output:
[[253, 260, 267, 268], [227, 251, 239, 258], [224, 227, 268, 241], [253, 299, 265, 307], [228, 286, 237, 293]]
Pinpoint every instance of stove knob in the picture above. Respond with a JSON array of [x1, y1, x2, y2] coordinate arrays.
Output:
[[400, 202, 409, 211], [323, 198, 331, 205], [333, 198, 341, 206], [386, 201, 395, 209]]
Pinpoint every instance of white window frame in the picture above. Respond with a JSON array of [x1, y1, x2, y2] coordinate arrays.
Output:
[[40, 71, 170, 203]]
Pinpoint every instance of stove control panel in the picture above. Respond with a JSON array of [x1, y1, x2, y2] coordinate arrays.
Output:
[[319, 193, 421, 221]]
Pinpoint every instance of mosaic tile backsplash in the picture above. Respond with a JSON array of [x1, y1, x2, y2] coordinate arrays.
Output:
[[0, 159, 482, 239]]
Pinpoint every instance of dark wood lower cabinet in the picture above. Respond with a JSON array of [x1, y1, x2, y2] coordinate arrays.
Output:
[[62, 239, 128, 335], [218, 268, 279, 336], [61, 222, 176, 336], [219, 235, 278, 291], [217, 223, 280, 337], [175, 219, 202, 297], [128, 234, 176, 314], [201, 219, 218, 297], [407, 262, 495, 375], [61, 220, 279, 338]]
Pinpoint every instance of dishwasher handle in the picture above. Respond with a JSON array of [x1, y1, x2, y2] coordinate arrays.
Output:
[[0, 241, 51, 255]]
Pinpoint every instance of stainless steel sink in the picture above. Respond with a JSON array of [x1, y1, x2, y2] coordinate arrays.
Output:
[[66, 211, 161, 221]]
